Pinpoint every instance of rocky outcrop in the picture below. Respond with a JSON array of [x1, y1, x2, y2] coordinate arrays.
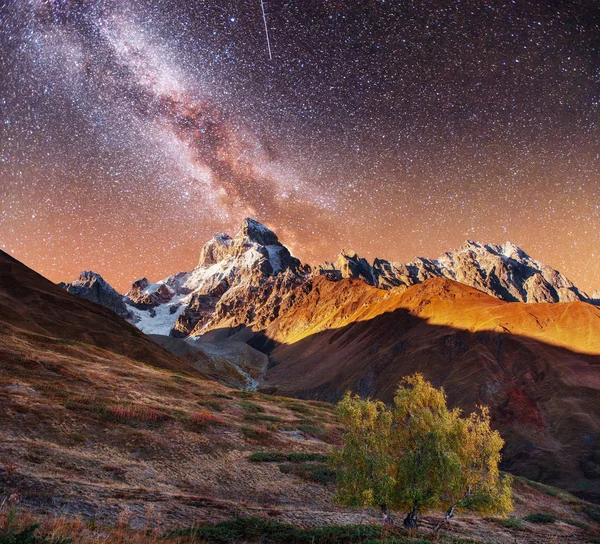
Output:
[[314, 240, 591, 304], [59, 271, 132, 320], [126, 277, 176, 308]]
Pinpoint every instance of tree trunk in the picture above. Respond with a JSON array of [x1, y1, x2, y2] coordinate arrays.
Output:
[[403, 504, 418, 529], [380, 503, 388, 524]]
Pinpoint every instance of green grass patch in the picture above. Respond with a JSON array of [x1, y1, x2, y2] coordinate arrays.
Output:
[[278, 462, 336, 485], [297, 423, 328, 438], [166, 518, 386, 543], [164, 517, 479, 544], [523, 513, 556, 524], [285, 402, 314, 416], [213, 393, 234, 400], [560, 518, 590, 531], [485, 516, 523, 529], [241, 426, 271, 440], [248, 451, 329, 463], [239, 401, 264, 413], [515, 476, 581, 503], [248, 451, 289, 462], [244, 413, 281, 422], [197, 400, 223, 411]]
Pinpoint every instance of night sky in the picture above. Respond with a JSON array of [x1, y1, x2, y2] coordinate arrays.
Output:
[[1, 0, 599, 293]]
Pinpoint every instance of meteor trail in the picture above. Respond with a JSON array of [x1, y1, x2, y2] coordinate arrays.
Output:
[[260, 0, 272, 60]]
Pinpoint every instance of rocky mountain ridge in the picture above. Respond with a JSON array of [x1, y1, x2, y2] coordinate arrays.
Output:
[[58, 270, 133, 320], [60, 218, 598, 340], [319, 240, 592, 304]]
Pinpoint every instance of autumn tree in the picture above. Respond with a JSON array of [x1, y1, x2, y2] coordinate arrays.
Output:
[[331, 374, 513, 530]]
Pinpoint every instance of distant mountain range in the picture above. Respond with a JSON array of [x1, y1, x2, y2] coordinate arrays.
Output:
[[60, 218, 599, 340]]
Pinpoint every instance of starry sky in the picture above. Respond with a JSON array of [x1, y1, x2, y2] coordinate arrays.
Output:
[[1, 0, 599, 293]]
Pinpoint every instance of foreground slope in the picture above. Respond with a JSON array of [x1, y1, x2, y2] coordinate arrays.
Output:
[[258, 277, 600, 501], [0, 250, 197, 375], [3, 325, 600, 543]]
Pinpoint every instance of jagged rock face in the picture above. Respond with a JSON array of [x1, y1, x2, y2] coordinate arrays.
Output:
[[126, 277, 175, 308], [59, 271, 132, 320], [315, 240, 590, 304], [124, 218, 308, 337]]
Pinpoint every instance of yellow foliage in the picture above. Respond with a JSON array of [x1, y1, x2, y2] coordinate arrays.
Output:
[[331, 374, 513, 522]]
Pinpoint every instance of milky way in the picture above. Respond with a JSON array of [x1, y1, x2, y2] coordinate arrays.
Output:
[[1, 0, 599, 292]]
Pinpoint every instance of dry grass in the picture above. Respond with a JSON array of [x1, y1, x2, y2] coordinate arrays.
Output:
[[1, 326, 599, 543]]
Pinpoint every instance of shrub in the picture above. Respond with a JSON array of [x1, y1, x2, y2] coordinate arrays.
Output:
[[244, 414, 280, 422], [187, 411, 225, 431], [289, 462, 336, 485], [239, 401, 264, 413], [248, 451, 329, 463], [248, 452, 289, 462], [524, 513, 556, 524], [485, 516, 523, 529], [213, 393, 234, 400], [197, 401, 223, 411], [103, 405, 171, 426], [297, 424, 328, 439], [230, 391, 256, 399], [166, 517, 386, 543], [64, 398, 171, 427], [241, 426, 271, 440], [286, 403, 314, 416], [288, 452, 329, 463]]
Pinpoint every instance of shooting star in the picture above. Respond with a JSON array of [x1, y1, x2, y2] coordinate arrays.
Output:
[[260, 0, 273, 60]]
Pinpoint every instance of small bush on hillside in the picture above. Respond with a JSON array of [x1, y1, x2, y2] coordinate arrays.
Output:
[[297, 424, 328, 438], [278, 462, 335, 485], [63, 398, 171, 427], [197, 400, 223, 411], [288, 452, 329, 463], [239, 401, 264, 413], [285, 402, 314, 416], [241, 426, 271, 440], [213, 393, 234, 400], [248, 452, 329, 463], [485, 516, 523, 529], [186, 411, 225, 431], [244, 414, 280, 422], [523, 513, 556, 524], [103, 405, 171, 425], [248, 452, 289, 462], [230, 391, 256, 399]]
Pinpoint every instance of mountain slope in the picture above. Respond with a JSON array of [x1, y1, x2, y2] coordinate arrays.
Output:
[[0, 250, 197, 375], [257, 277, 600, 501]]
